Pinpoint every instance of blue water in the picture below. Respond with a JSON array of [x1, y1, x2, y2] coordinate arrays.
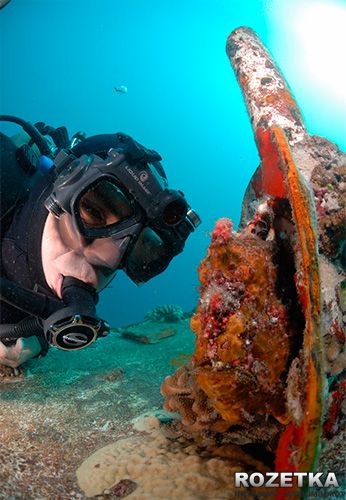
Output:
[[1, 0, 345, 327]]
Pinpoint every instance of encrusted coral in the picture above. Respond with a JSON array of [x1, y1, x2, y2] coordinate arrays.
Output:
[[161, 362, 283, 451], [161, 363, 229, 434], [144, 304, 185, 323], [307, 135, 346, 263]]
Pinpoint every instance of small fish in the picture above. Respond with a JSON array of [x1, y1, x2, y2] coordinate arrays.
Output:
[[114, 85, 128, 94], [0, 0, 11, 10]]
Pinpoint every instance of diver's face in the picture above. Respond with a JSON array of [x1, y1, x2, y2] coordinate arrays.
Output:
[[41, 211, 129, 298], [41, 180, 135, 298]]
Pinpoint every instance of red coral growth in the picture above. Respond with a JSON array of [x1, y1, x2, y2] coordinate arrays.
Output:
[[211, 217, 233, 244]]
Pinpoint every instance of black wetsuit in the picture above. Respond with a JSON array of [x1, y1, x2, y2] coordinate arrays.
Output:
[[0, 171, 55, 324]]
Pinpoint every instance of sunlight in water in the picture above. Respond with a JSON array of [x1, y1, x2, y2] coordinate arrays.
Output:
[[272, 0, 346, 104]]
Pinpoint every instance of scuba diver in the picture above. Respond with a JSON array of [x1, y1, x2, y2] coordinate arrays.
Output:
[[0, 115, 201, 368]]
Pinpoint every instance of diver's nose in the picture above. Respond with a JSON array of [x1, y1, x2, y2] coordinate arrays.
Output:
[[83, 236, 131, 270]]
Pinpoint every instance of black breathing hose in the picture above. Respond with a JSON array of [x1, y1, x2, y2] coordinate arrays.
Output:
[[0, 114, 52, 157], [0, 317, 44, 347], [0, 277, 63, 347], [0, 317, 43, 337], [0, 276, 104, 351]]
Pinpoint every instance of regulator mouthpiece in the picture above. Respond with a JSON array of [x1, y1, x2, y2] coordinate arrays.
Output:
[[43, 276, 110, 350]]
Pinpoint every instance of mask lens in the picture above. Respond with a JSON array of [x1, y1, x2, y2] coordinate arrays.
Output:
[[162, 199, 187, 225], [78, 180, 134, 229], [124, 227, 172, 283]]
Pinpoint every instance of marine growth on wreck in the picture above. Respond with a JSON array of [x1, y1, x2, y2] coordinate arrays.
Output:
[[161, 26, 345, 496]]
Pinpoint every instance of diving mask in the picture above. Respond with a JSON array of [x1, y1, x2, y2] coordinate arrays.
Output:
[[45, 133, 201, 283]]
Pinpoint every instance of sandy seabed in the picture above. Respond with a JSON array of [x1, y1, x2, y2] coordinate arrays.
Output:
[[1, 317, 344, 499], [0, 319, 194, 499]]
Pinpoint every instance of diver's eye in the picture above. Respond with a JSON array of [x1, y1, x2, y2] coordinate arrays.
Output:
[[78, 180, 131, 229], [79, 199, 106, 227]]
